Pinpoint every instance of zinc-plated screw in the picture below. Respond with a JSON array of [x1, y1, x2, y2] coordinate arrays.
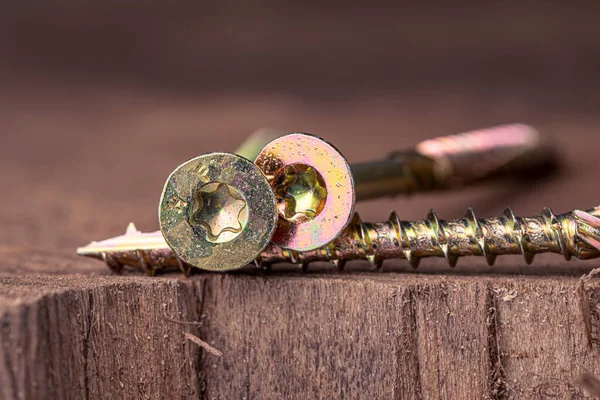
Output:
[[78, 206, 600, 275], [254, 124, 554, 251], [159, 152, 278, 272], [260, 207, 596, 270], [158, 124, 555, 271], [158, 129, 280, 272], [254, 133, 355, 252]]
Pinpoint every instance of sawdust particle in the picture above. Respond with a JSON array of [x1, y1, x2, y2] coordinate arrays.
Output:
[[185, 332, 222, 357]]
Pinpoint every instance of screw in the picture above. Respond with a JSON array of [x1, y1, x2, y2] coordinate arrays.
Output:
[[159, 152, 278, 272], [259, 206, 593, 270], [347, 123, 554, 201], [234, 128, 282, 161], [158, 124, 554, 271], [255, 124, 555, 252], [254, 133, 355, 252], [158, 129, 281, 272], [77, 205, 600, 275]]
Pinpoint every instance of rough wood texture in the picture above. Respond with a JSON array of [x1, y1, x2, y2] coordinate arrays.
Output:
[[4, 271, 600, 399], [0, 274, 204, 399], [3, 2, 600, 399]]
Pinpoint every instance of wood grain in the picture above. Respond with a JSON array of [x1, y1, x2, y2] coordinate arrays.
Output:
[[4, 270, 600, 398]]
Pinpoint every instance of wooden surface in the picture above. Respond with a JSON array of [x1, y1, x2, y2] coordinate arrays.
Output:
[[3, 3, 600, 399]]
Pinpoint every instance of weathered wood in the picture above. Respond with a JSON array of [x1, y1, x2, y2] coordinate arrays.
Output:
[[4, 269, 600, 399], [0, 273, 205, 399]]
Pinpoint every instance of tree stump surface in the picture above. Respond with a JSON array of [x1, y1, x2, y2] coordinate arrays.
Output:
[[4, 255, 600, 399], [3, 3, 600, 399]]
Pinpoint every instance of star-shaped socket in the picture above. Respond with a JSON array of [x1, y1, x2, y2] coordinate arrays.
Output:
[[189, 182, 249, 243], [159, 152, 278, 272], [273, 164, 328, 224]]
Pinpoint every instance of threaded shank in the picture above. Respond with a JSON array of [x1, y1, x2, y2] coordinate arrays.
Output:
[[84, 206, 600, 274], [258, 207, 587, 268]]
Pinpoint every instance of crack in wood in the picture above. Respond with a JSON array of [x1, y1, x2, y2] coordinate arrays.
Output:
[[1, 309, 20, 400], [408, 286, 424, 400], [82, 291, 93, 400], [486, 283, 507, 399]]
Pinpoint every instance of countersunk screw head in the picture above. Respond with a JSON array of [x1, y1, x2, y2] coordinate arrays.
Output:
[[159, 152, 277, 271], [255, 133, 355, 251]]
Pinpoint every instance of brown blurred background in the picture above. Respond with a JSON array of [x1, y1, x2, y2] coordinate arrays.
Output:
[[1, 1, 600, 272]]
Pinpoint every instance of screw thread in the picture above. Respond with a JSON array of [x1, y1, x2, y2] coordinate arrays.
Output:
[[81, 207, 600, 275], [258, 207, 600, 270]]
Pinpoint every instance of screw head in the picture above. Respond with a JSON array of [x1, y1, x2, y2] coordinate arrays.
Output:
[[255, 133, 355, 251], [159, 152, 278, 271]]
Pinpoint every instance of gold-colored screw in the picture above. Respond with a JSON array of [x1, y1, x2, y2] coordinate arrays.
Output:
[[158, 124, 557, 272], [260, 207, 597, 270], [77, 205, 600, 275], [343, 123, 554, 201], [158, 128, 281, 272], [255, 124, 554, 251], [159, 152, 278, 272]]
